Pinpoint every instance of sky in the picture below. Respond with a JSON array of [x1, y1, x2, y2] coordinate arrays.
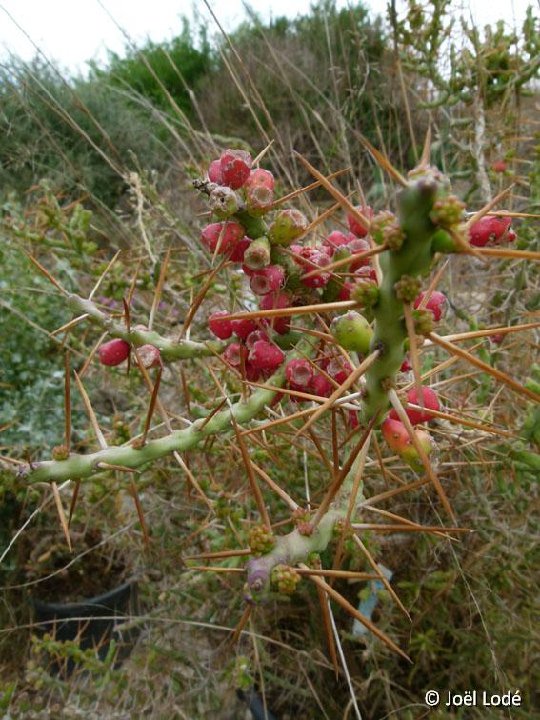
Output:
[[0, 0, 535, 75]]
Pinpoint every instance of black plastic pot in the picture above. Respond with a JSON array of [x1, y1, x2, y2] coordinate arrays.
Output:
[[32, 579, 139, 676]]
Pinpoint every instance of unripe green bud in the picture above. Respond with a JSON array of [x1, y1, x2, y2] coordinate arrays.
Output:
[[430, 194, 466, 228], [412, 308, 434, 335], [330, 311, 373, 354], [351, 281, 379, 308], [394, 275, 422, 303], [51, 445, 69, 461], [244, 236, 271, 269], [249, 524, 275, 555], [268, 209, 308, 245], [271, 564, 301, 594], [370, 211, 404, 249]]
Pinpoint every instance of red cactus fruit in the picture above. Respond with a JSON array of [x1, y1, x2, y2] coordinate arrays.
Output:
[[381, 417, 410, 453], [201, 221, 245, 254], [137, 344, 161, 368], [248, 340, 285, 371], [348, 410, 360, 429], [323, 230, 352, 251], [249, 265, 286, 295], [244, 362, 262, 382], [293, 246, 331, 288], [98, 339, 130, 367], [327, 356, 353, 385], [245, 169, 275, 213], [228, 237, 251, 263], [400, 355, 412, 372], [491, 160, 507, 173], [285, 359, 314, 388], [209, 311, 234, 339], [354, 265, 378, 282], [259, 292, 292, 335], [489, 332, 505, 345], [347, 205, 373, 238], [347, 237, 371, 270], [222, 342, 246, 368], [245, 329, 269, 350], [338, 282, 355, 301], [246, 168, 275, 191], [469, 216, 512, 247], [311, 373, 333, 398], [389, 386, 440, 425], [208, 159, 223, 184], [413, 290, 447, 322], [219, 149, 252, 190], [232, 318, 258, 341]]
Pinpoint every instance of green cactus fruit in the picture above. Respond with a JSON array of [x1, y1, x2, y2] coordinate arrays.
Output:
[[268, 209, 308, 245], [243, 236, 271, 269], [399, 427, 433, 472], [330, 311, 373, 355]]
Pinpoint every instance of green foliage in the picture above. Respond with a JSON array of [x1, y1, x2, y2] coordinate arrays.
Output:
[[90, 18, 213, 117]]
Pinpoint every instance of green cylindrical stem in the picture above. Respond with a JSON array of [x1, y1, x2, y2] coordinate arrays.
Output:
[[362, 179, 439, 422], [234, 210, 268, 240], [70, 295, 224, 360], [24, 337, 316, 484], [246, 442, 368, 596]]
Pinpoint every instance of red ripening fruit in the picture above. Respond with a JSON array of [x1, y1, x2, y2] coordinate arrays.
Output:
[[292, 246, 331, 288], [228, 237, 251, 263], [413, 290, 447, 322], [208, 159, 223, 184], [245, 329, 269, 350], [347, 237, 371, 271], [248, 340, 285, 371], [311, 373, 333, 398], [259, 292, 292, 335], [323, 230, 351, 251], [491, 160, 507, 173], [246, 168, 275, 191], [354, 265, 378, 282], [250, 265, 286, 295], [219, 149, 252, 190], [201, 221, 245, 254], [244, 362, 262, 382], [98, 339, 131, 367], [348, 410, 360, 430], [327, 356, 353, 385], [338, 282, 355, 301], [400, 356, 412, 372], [347, 205, 373, 238], [232, 318, 258, 341], [469, 216, 512, 247], [285, 359, 313, 388], [389, 386, 440, 425], [137, 344, 161, 368], [381, 417, 410, 453], [222, 342, 246, 368], [489, 332, 505, 345], [209, 311, 233, 339]]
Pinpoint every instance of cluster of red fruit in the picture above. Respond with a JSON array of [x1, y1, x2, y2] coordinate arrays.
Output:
[[201, 149, 383, 390], [97, 334, 161, 369]]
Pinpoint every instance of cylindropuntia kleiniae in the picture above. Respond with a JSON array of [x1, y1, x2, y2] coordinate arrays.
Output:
[[8, 140, 539, 666]]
